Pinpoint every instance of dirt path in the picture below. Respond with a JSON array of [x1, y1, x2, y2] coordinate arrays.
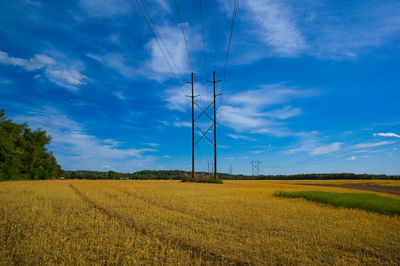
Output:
[[297, 183, 400, 196]]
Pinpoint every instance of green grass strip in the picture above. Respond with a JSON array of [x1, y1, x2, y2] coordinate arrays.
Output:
[[274, 190, 400, 216], [181, 177, 223, 184]]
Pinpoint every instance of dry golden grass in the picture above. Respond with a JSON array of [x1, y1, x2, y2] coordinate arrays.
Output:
[[1, 180, 400, 265]]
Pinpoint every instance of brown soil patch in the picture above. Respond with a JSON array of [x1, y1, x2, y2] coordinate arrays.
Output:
[[297, 183, 400, 196]]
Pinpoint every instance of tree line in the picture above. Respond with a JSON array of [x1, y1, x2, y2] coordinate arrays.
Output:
[[0, 110, 62, 180], [62, 170, 400, 180]]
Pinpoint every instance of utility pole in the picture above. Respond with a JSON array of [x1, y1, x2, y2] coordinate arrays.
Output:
[[186, 72, 197, 179], [208, 72, 221, 179]]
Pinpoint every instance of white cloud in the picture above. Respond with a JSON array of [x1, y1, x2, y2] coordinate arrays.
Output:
[[353, 141, 396, 149], [0, 50, 87, 91], [373, 132, 400, 138], [0, 51, 55, 71], [224, 157, 235, 160], [241, 0, 306, 56], [227, 133, 255, 141], [228, 84, 316, 107], [45, 69, 87, 91], [346, 156, 357, 161], [216, 84, 317, 135], [163, 85, 191, 112], [310, 142, 343, 155], [289, 132, 343, 156], [143, 23, 201, 81], [251, 150, 266, 154], [173, 121, 191, 128], [163, 82, 211, 112]]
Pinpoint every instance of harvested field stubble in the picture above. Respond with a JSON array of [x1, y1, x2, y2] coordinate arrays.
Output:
[[0, 180, 400, 265]]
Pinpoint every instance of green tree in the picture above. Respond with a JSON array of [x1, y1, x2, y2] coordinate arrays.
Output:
[[0, 110, 62, 180]]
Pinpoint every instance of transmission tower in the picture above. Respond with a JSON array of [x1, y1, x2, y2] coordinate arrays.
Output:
[[250, 160, 261, 178], [186, 72, 221, 179]]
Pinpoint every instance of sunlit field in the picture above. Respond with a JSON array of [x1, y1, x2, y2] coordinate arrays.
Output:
[[1, 180, 400, 265]]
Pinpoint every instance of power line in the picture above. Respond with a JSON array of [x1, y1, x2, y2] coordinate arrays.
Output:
[[139, 0, 183, 76], [135, 0, 182, 85], [135, 0, 191, 126], [222, 0, 239, 87], [217, 0, 239, 156], [199, 0, 207, 75], [174, 0, 194, 72]]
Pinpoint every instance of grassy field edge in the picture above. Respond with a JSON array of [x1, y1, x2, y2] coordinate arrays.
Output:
[[274, 190, 400, 216]]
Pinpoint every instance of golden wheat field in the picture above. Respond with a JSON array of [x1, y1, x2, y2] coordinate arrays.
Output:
[[1, 180, 400, 265]]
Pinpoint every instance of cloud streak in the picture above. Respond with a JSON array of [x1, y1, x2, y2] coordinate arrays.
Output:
[[0, 51, 87, 91], [374, 133, 400, 138]]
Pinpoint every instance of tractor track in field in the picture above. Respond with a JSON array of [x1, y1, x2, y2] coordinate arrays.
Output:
[[69, 184, 249, 265], [103, 183, 302, 241], [105, 184, 224, 224], [104, 184, 268, 237]]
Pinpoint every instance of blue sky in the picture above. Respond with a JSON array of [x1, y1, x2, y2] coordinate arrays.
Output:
[[1, 0, 400, 175]]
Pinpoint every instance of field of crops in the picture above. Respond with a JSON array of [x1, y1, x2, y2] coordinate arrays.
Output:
[[1, 180, 400, 265]]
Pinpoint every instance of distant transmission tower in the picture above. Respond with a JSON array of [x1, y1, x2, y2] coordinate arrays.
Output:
[[250, 161, 261, 179]]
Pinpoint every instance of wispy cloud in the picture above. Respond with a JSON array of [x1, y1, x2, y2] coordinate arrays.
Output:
[[45, 69, 87, 91], [374, 132, 400, 138], [228, 83, 316, 107], [227, 133, 255, 141], [143, 142, 160, 147], [288, 131, 343, 156], [312, 2, 400, 59], [12, 106, 157, 170], [310, 142, 343, 155], [143, 24, 200, 81], [0, 51, 55, 71], [173, 121, 191, 128], [220, 1, 400, 61], [0, 50, 87, 91], [241, 0, 306, 56], [218, 84, 318, 135], [86, 53, 136, 78], [353, 141, 397, 149], [163, 82, 211, 112]]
